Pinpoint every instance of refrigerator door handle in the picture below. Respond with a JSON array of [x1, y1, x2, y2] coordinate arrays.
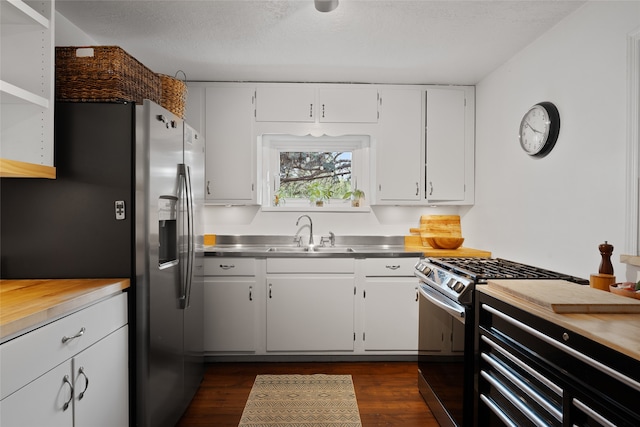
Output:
[[185, 164, 195, 308], [178, 163, 195, 309]]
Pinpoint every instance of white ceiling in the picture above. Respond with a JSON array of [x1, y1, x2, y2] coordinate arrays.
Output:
[[55, 0, 586, 85]]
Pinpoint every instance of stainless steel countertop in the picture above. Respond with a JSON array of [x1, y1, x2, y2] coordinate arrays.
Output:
[[204, 235, 424, 258]]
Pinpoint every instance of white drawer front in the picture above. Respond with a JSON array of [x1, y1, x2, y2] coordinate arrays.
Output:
[[363, 258, 420, 276], [205, 257, 256, 276], [0, 292, 128, 400], [267, 258, 355, 274]]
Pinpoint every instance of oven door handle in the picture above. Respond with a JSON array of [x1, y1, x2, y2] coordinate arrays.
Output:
[[419, 284, 466, 322]]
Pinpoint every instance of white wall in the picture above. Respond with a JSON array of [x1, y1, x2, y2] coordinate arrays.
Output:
[[55, 12, 98, 46], [202, 205, 459, 238], [464, 1, 640, 280]]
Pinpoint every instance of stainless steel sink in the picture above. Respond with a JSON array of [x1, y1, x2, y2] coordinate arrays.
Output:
[[266, 247, 311, 252], [266, 246, 355, 253], [311, 247, 355, 253]]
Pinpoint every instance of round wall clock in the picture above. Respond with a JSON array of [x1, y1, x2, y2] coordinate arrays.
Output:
[[518, 101, 560, 158]]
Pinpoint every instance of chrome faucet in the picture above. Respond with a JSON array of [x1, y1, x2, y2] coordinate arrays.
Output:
[[296, 214, 314, 247], [320, 231, 335, 247]]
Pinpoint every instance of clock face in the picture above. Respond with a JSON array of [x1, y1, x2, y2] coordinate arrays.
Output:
[[519, 102, 560, 158]]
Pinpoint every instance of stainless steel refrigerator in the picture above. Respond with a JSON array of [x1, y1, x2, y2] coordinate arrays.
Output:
[[0, 100, 205, 427]]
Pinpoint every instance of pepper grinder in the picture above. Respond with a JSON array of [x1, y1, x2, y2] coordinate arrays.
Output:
[[598, 241, 614, 275]]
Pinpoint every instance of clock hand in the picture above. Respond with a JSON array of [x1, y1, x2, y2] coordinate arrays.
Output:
[[525, 121, 543, 134]]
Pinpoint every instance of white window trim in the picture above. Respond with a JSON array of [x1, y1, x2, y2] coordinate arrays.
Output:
[[625, 27, 640, 256], [259, 134, 371, 212]]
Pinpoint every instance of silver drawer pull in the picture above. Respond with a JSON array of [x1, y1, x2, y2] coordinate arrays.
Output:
[[62, 327, 86, 343], [77, 366, 90, 400], [573, 398, 616, 427], [219, 264, 235, 270], [482, 303, 640, 393], [481, 370, 549, 426], [62, 375, 74, 411], [385, 265, 401, 270], [480, 394, 518, 427], [481, 352, 562, 420]]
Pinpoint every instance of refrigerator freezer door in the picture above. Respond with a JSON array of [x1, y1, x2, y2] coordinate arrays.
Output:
[[136, 101, 187, 427], [182, 122, 205, 407]]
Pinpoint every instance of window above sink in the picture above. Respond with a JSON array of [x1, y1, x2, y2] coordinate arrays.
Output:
[[260, 134, 371, 212]]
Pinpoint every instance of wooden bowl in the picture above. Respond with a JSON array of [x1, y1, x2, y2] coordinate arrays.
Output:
[[424, 236, 465, 249], [610, 283, 640, 300]]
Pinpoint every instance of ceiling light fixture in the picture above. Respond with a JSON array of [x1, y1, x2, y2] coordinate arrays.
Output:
[[314, 0, 339, 13]]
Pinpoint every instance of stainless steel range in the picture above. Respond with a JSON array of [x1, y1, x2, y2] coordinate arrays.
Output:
[[414, 257, 588, 427]]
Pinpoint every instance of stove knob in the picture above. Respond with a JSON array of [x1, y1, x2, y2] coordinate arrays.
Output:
[[452, 282, 465, 293], [422, 266, 432, 275]]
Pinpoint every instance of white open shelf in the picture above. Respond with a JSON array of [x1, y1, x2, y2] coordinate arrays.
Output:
[[0, 80, 49, 108], [1, 0, 50, 28], [0, 0, 54, 174]]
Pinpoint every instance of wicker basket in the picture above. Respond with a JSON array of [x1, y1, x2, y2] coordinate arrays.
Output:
[[158, 72, 188, 118], [55, 46, 161, 104]]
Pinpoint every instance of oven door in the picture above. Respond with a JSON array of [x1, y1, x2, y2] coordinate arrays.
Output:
[[418, 283, 474, 427]]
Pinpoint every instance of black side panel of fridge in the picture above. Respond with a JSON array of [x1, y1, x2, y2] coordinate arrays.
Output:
[[0, 102, 135, 279]]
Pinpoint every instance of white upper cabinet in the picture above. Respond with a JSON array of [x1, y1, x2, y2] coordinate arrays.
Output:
[[255, 86, 315, 122], [255, 84, 379, 124], [373, 85, 474, 205], [190, 82, 474, 206], [375, 88, 423, 202], [204, 85, 257, 204], [0, 0, 55, 178], [317, 87, 378, 123], [425, 87, 471, 203]]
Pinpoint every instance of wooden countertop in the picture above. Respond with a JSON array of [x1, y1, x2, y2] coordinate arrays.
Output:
[[0, 279, 130, 341], [404, 235, 491, 257], [478, 284, 640, 362], [404, 244, 492, 258]]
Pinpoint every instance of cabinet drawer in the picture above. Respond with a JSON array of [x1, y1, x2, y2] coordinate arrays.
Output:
[[267, 258, 355, 274], [0, 292, 128, 400], [205, 257, 256, 276], [364, 258, 419, 276]]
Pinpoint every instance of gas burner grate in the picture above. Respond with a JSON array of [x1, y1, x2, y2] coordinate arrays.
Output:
[[428, 257, 588, 285]]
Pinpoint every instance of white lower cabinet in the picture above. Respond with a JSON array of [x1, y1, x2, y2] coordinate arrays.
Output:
[[1, 361, 71, 427], [203, 279, 256, 352], [72, 326, 129, 427], [265, 258, 356, 352], [266, 276, 355, 352], [0, 293, 129, 426], [204, 256, 423, 356], [361, 258, 420, 352], [203, 258, 257, 353], [362, 279, 418, 351]]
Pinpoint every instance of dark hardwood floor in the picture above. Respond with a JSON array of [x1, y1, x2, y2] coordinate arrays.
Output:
[[177, 361, 439, 426]]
